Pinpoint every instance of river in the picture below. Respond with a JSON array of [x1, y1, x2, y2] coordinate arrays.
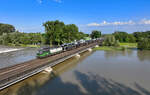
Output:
[[0, 49, 150, 95], [0, 48, 37, 69]]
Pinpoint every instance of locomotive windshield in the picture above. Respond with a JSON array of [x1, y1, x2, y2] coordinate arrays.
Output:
[[38, 50, 43, 54]]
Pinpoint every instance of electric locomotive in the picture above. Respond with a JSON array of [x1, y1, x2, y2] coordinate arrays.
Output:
[[37, 46, 63, 58]]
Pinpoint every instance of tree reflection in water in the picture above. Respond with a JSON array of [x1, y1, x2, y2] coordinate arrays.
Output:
[[137, 50, 150, 61], [104, 50, 133, 59]]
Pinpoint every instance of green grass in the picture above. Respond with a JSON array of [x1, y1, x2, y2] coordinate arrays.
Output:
[[93, 43, 137, 51], [93, 46, 123, 51], [20, 44, 40, 48], [7, 43, 40, 48], [119, 43, 137, 48]]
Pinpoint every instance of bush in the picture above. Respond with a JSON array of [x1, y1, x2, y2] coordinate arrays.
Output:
[[138, 38, 150, 50], [103, 35, 120, 46], [114, 40, 120, 47], [91, 30, 101, 39]]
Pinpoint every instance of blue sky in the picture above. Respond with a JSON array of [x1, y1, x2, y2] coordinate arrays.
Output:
[[0, 0, 150, 34]]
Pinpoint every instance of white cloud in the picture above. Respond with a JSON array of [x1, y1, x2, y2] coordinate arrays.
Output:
[[83, 19, 150, 33], [140, 19, 150, 24], [87, 19, 150, 27], [87, 20, 135, 27], [87, 23, 100, 27], [112, 20, 135, 25]]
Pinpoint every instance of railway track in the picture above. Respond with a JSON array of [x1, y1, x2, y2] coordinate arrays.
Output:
[[0, 42, 98, 90]]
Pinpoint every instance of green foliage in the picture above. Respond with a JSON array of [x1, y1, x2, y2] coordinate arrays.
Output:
[[0, 33, 11, 45], [0, 23, 42, 46], [133, 32, 143, 42], [113, 31, 137, 43], [43, 20, 86, 45], [114, 40, 120, 47], [133, 31, 150, 50], [138, 38, 150, 50], [0, 32, 42, 46], [0, 23, 15, 35], [103, 35, 120, 46], [91, 30, 101, 39], [112, 31, 150, 50], [128, 34, 136, 43], [119, 43, 137, 48], [113, 31, 129, 42], [93, 46, 114, 51], [0, 20, 86, 46], [93, 46, 124, 51], [133, 31, 150, 42], [43, 20, 65, 45], [63, 24, 79, 43]]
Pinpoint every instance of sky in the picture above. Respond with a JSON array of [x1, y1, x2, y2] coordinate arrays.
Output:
[[0, 0, 150, 34]]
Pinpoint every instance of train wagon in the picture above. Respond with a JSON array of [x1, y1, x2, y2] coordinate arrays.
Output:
[[37, 46, 63, 58]]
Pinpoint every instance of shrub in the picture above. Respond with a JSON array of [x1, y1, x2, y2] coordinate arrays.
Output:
[[138, 38, 150, 50], [103, 35, 120, 46]]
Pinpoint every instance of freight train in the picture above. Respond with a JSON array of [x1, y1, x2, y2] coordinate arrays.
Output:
[[36, 38, 101, 58]]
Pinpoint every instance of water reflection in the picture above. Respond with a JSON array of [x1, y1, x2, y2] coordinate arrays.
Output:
[[0, 50, 150, 95], [137, 50, 150, 61], [104, 49, 150, 63], [104, 50, 133, 59]]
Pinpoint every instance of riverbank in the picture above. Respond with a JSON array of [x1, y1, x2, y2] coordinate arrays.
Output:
[[93, 43, 137, 51], [93, 46, 124, 51], [119, 43, 137, 48], [7, 43, 40, 48], [0, 48, 23, 54]]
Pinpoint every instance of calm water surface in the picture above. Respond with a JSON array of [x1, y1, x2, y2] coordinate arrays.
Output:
[[0, 48, 37, 69], [0, 50, 150, 95]]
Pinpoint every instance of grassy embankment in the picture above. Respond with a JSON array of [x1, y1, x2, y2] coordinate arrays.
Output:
[[119, 43, 137, 48], [93, 43, 137, 51], [7, 43, 137, 50], [7, 43, 40, 48]]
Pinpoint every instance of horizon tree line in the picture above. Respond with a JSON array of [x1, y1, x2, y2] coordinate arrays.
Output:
[[0, 20, 149, 50]]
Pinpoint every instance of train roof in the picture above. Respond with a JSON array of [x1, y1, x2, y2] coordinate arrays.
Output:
[[39, 45, 61, 50]]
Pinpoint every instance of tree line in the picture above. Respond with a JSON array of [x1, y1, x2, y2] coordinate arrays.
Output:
[[42, 20, 88, 46], [0, 23, 15, 35], [0, 21, 89, 46], [100, 31, 150, 50], [112, 31, 150, 50], [0, 31, 42, 46], [0, 23, 42, 46], [0, 21, 149, 50]]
